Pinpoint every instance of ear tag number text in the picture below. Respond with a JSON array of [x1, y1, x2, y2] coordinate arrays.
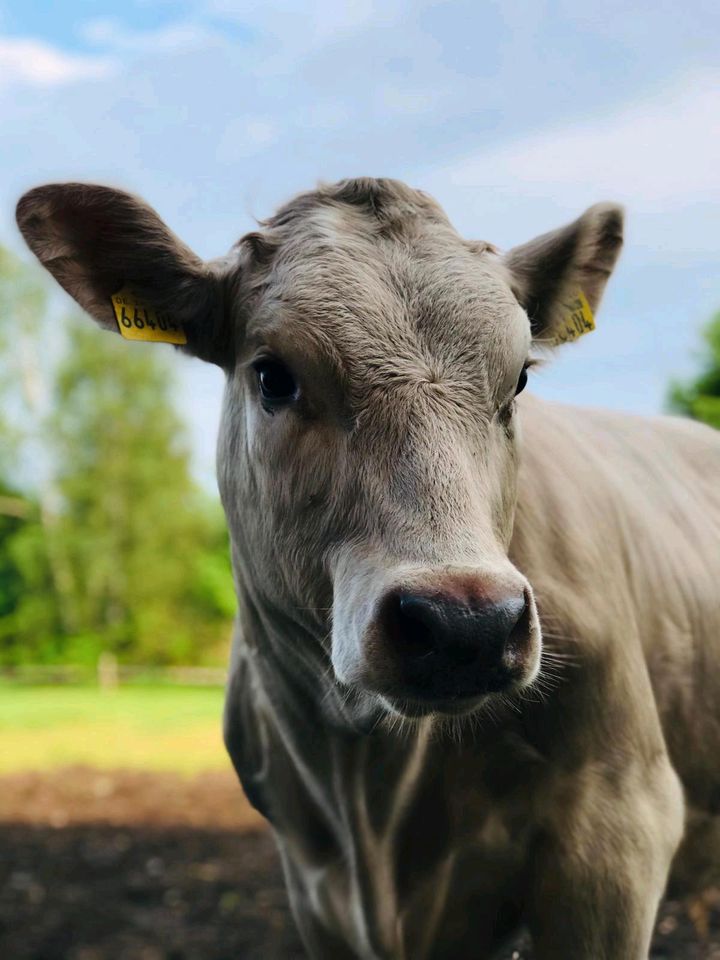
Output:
[[555, 290, 595, 344], [111, 286, 187, 345]]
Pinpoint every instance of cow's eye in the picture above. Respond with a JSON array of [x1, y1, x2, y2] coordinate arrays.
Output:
[[253, 358, 298, 407], [514, 363, 529, 396]]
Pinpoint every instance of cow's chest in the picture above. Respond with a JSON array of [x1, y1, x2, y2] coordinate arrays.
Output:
[[279, 809, 529, 960], [264, 723, 539, 960]]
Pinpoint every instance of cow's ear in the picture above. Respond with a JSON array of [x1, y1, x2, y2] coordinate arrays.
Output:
[[504, 203, 624, 345], [16, 183, 232, 368]]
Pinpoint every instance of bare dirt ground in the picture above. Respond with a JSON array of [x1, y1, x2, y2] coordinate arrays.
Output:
[[1, 768, 719, 959]]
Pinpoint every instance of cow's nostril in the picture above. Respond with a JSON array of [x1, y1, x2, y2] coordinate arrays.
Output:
[[509, 597, 529, 641], [504, 596, 531, 666], [396, 592, 482, 666], [395, 593, 438, 659]]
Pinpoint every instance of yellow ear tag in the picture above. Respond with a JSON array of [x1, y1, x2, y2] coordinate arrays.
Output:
[[111, 286, 187, 345], [554, 290, 595, 344]]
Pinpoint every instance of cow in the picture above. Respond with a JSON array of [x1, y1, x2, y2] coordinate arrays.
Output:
[[16, 177, 720, 959]]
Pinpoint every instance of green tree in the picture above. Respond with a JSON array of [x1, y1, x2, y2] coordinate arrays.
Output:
[[0, 246, 235, 666], [0, 246, 72, 660], [47, 318, 233, 664], [668, 310, 720, 429], [0, 482, 37, 662]]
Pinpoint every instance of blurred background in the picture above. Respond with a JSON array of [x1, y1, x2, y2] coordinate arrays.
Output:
[[0, 1, 718, 958]]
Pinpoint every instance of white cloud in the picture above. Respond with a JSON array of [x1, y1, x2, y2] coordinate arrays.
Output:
[[0, 37, 116, 88], [206, 0, 380, 49], [79, 17, 225, 54], [420, 72, 720, 214]]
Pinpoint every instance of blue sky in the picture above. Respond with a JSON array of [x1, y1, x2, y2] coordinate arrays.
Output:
[[1, 0, 718, 486]]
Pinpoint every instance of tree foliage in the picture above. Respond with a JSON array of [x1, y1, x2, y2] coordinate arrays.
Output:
[[0, 247, 235, 665], [668, 310, 720, 429]]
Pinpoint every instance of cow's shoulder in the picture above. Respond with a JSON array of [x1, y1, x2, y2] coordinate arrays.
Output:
[[516, 395, 720, 536], [513, 396, 720, 635]]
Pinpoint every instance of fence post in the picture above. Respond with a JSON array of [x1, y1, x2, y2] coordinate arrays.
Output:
[[97, 652, 119, 691]]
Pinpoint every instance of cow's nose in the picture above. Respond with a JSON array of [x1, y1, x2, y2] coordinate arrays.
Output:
[[380, 588, 531, 701], [396, 591, 527, 667], [397, 591, 527, 661]]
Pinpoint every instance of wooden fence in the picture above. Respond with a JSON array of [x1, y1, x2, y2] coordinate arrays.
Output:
[[0, 658, 227, 687]]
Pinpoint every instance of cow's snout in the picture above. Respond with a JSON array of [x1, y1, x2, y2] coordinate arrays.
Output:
[[362, 576, 540, 711]]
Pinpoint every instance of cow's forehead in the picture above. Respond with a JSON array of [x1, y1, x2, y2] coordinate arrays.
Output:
[[241, 180, 529, 381]]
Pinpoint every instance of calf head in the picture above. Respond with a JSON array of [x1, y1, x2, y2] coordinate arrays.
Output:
[[17, 178, 623, 727]]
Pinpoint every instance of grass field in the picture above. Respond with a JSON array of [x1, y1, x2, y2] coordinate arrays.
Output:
[[0, 684, 228, 774]]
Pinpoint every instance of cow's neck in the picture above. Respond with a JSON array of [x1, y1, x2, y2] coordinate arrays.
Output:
[[226, 582, 539, 957], [228, 584, 454, 954]]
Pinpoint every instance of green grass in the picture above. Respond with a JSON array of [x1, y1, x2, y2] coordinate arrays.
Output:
[[0, 684, 228, 774]]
